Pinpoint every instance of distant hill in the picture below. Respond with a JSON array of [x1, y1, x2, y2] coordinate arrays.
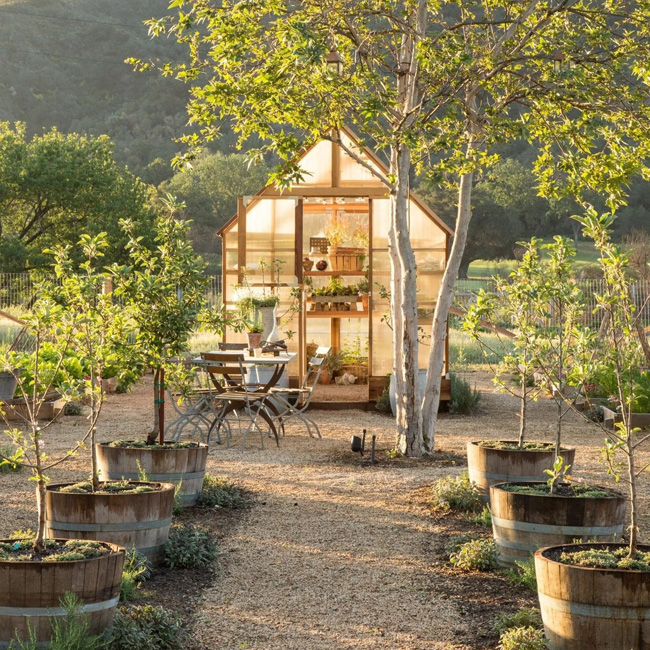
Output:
[[0, 0, 238, 183]]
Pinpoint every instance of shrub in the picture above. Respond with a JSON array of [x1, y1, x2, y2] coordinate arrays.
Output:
[[494, 608, 543, 634], [431, 472, 483, 513], [585, 404, 604, 423], [172, 482, 184, 517], [164, 522, 217, 569], [497, 626, 547, 650], [466, 504, 492, 527], [120, 548, 151, 602], [109, 605, 188, 650], [198, 474, 250, 509], [449, 372, 481, 414], [375, 381, 392, 414], [9, 592, 104, 650], [449, 538, 498, 571], [504, 556, 537, 592], [63, 401, 83, 416]]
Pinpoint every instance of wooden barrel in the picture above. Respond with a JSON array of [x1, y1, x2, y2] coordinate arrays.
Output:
[[96, 442, 208, 506], [0, 540, 123, 649], [46, 482, 174, 565], [490, 483, 626, 568], [466, 441, 575, 502], [535, 543, 650, 649]]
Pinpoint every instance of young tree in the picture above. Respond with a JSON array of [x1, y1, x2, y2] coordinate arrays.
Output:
[[134, 0, 650, 455], [110, 195, 208, 444]]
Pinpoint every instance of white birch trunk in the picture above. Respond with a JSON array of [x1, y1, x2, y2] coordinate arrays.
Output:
[[422, 140, 476, 452]]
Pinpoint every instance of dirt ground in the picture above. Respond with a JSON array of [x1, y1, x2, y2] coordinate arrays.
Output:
[[1, 371, 648, 650]]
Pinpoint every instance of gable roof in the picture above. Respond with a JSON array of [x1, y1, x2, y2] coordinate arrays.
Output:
[[217, 127, 453, 236]]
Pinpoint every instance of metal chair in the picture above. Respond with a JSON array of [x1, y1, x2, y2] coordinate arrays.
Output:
[[269, 346, 330, 438], [201, 353, 279, 449]]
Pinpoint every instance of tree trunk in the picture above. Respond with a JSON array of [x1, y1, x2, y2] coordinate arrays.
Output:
[[458, 258, 471, 280], [422, 138, 476, 452], [390, 144, 422, 456], [147, 366, 161, 446]]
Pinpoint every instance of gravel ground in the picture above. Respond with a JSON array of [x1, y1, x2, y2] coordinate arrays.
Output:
[[1, 371, 648, 649]]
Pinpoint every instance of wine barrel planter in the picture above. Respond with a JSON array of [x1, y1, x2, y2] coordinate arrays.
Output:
[[466, 441, 575, 501], [96, 442, 208, 506], [490, 483, 626, 568], [0, 540, 123, 649], [535, 543, 650, 650], [45, 482, 174, 565]]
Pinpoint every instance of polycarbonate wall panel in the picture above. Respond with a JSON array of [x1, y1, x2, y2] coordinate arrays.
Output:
[[293, 140, 332, 186], [339, 132, 384, 186]]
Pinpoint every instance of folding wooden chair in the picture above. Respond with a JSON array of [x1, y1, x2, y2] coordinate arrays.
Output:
[[269, 346, 330, 438], [200, 352, 279, 449]]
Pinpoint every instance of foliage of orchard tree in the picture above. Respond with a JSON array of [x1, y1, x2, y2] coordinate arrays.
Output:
[[134, 0, 650, 456], [160, 152, 271, 272], [464, 242, 545, 448], [45, 234, 136, 491], [0, 122, 155, 271], [0, 235, 134, 552], [110, 195, 208, 444], [570, 210, 649, 558]]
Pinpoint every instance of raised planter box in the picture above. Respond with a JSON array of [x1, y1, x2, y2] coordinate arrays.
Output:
[[466, 441, 575, 502], [2, 393, 63, 421], [602, 406, 650, 432], [490, 482, 626, 568], [535, 543, 650, 650], [46, 481, 175, 565], [96, 442, 208, 506], [0, 540, 123, 649]]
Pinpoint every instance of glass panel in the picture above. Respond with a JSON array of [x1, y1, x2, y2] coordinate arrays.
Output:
[[372, 199, 390, 249], [294, 140, 332, 186], [339, 132, 385, 186], [409, 200, 447, 250]]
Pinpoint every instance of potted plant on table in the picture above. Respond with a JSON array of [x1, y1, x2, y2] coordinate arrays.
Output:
[[464, 240, 575, 501], [246, 318, 264, 349], [0, 251, 125, 647], [534, 211, 650, 649], [94, 196, 212, 509], [39, 233, 175, 565], [487, 237, 625, 568]]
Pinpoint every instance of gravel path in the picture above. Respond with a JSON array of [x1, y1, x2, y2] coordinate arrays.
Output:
[[2, 371, 650, 649]]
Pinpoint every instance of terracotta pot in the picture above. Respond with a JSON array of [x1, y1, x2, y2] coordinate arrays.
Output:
[[490, 482, 626, 568], [46, 481, 175, 565], [466, 441, 576, 502], [535, 543, 650, 649], [96, 442, 208, 506], [320, 370, 331, 385], [247, 331, 262, 348], [360, 294, 369, 311], [0, 540, 123, 648]]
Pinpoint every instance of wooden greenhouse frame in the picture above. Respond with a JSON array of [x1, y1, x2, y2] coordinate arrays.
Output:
[[217, 128, 452, 407]]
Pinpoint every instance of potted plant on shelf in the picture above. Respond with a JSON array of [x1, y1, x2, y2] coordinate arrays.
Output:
[[323, 212, 367, 272], [93, 197, 212, 510], [463, 240, 575, 501], [488, 237, 625, 568], [39, 233, 175, 565], [0, 248, 125, 647], [356, 276, 370, 311], [534, 210, 650, 649], [310, 277, 359, 312]]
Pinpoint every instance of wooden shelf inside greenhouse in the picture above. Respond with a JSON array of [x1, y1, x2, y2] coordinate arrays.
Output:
[[304, 271, 367, 277], [306, 310, 369, 318]]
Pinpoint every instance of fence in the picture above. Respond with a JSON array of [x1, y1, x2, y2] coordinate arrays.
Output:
[[0, 272, 223, 311], [452, 278, 650, 330]]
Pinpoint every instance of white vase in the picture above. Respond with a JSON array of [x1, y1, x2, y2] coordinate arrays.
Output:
[[258, 305, 279, 342]]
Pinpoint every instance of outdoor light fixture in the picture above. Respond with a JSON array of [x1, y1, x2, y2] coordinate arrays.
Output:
[[326, 48, 344, 75]]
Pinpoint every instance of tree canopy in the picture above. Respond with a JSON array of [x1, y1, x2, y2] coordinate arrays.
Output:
[[0, 122, 155, 271]]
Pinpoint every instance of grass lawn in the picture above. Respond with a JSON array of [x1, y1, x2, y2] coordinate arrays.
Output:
[[468, 239, 599, 278]]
